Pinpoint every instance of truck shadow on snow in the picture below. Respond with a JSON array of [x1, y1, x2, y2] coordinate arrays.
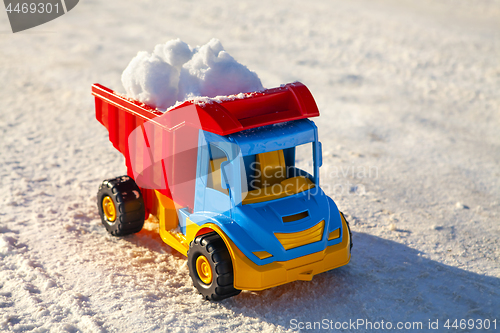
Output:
[[220, 232, 500, 331], [118, 227, 499, 331]]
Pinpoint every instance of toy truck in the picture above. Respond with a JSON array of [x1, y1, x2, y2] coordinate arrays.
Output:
[[92, 82, 352, 301]]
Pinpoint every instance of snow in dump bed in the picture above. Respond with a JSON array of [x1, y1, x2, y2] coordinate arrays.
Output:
[[121, 38, 264, 110]]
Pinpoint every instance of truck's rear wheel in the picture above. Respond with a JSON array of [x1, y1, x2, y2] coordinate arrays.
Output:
[[97, 176, 145, 236], [188, 232, 241, 301]]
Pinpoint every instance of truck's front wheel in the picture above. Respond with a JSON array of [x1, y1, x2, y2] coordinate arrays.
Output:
[[188, 232, 241, 301], [97, 176, 145, 236]]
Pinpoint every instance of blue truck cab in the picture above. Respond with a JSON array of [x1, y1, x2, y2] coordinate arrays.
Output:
[[182, 118, 351, 293]]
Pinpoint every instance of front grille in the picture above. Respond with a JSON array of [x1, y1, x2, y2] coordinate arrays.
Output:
[[274, 220, 325, 250]]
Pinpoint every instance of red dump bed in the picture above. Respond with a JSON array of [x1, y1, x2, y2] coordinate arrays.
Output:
[[92, 82, 319, 213]]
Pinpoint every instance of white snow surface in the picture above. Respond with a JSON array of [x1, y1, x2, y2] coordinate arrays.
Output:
[[121, 38, 264, 110], [1, 0, 499, 332]]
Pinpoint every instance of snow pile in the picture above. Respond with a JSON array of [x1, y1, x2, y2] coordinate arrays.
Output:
[[121, 38, 263, 110]]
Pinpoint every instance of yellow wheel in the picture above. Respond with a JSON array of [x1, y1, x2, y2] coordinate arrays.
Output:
[[97, 176, 145, 236], [196, 255, 213, 285], [188, 232, 240, 301], [102, 196, 116, 222]]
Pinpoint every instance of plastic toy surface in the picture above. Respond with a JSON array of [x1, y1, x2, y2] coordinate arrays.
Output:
[[92, 82, 352, 301]]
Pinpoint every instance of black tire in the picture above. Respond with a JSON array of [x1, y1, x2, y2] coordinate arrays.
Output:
[[187, 232, 241, 301], [340, 211, 353, 250], [97, 175, 145, 236]]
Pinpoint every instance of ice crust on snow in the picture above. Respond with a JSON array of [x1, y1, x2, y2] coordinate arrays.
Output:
[[121, 38, 264, 110]]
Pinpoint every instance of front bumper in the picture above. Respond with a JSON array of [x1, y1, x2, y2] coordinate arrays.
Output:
[[211, 214, 351, 291]]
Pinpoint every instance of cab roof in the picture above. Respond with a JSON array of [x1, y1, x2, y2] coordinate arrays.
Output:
[[226, 119, 317, 156]]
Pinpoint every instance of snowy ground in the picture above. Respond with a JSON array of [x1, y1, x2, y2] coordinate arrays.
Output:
[[1, 0, 499, 332]]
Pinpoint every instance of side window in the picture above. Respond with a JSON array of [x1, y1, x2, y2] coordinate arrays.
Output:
[[291, 143, 314, 179], [207, 144, 229, 194]]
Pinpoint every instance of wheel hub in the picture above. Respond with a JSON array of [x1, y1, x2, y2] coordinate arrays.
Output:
[[102, 196, 116, 222], [196, 255, 213, 285]]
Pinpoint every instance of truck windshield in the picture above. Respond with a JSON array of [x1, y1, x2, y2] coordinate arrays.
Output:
[[241, 143, 316, 205]]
